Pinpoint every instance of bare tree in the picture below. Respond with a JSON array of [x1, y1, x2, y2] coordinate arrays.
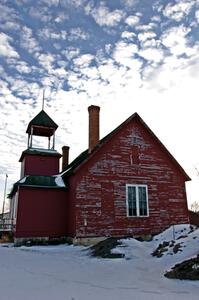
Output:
[[190, 201, 199, 213], [190, 167, 199, 213]]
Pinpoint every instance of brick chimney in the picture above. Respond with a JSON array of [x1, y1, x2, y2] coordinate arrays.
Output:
[[62, 146, 70, 171], [88, 105, 100, 153]]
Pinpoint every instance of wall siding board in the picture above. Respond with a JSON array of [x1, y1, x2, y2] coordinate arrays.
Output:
[[67, 118, 189, 238]]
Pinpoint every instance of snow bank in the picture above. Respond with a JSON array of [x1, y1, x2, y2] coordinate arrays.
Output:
[[0, 225, 198, 300]]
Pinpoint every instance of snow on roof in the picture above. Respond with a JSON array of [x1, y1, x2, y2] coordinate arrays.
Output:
[[54, 175, 66, 187], [19, 176, 28, 184], [29, 148, 58, 153]]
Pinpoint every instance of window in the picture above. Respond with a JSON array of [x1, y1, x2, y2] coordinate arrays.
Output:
[[126, 184, 149, 217]]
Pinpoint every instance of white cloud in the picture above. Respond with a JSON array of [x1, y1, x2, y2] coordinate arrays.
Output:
[[122, 0, 138, 7], [62, 47, 80, 60], [0, 33, 19, 58], [113, 41, 138, 67], [195, 10, 199, 23], [36, 53, 55, 72], [53, 68, 68, 78], [38, 28, 67, 40], [138, 31, 156, 42], [54, 12, 69, 23], [121, 31, 136, 40], [20, 26, 41, 54], [9, 79, 40, 98], [141, 38, 161, 48], [6, 59, 32, 74], [136, 23, 156, 31], [69, 28, 89, 41], [125, 15, 140, 26], [163, 1, 195, 22], [73, 54, 94, 68], [0, 3, 19, 24], [0, 21, 20, 31], [161, 25, 193, 56], [139, 48, 164, 63], [40, 0, 59, 6], [143, 43, 199, 93], [151, 15, 161, 22], [87, 3, 125, 27], [29, 6, 52, 22], [60, 0, 87, 8]]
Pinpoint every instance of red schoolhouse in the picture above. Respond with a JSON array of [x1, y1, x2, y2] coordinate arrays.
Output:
[[9, 106, 190, 244]]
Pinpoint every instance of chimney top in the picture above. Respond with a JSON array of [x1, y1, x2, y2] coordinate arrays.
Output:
[[88, 105, 100, 112], [62, 146, 70, 171], [88, 105, 100, 153]]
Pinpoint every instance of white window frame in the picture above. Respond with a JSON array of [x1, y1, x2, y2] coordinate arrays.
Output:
[[126, 184, 149, 217]]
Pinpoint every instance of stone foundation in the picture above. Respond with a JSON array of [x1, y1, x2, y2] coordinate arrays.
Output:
[[14, 236, 49, 246]]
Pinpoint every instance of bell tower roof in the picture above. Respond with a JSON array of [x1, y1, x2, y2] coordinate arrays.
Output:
[[26, 110, 58, 137]]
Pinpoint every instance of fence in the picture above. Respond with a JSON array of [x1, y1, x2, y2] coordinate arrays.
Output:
[[0, 219, 14, 231]]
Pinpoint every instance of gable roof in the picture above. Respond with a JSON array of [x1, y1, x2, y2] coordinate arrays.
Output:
[[61, 112, 191, 181], [26, 110, 58, 135]]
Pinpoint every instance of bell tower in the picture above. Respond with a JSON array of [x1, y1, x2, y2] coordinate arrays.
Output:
[[19, 110, 61, 177]]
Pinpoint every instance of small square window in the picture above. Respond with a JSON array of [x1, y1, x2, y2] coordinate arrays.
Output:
[[126, 184, 149, 217]]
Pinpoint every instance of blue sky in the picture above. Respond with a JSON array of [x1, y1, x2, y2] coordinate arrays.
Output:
[[0, 0, 199, 211]]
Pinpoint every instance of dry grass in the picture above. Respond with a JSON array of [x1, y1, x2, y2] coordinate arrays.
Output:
[[0, 233, 13, 243]]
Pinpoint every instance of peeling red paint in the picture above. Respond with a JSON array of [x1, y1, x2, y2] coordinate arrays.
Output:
[[68, 117, 189, 238]]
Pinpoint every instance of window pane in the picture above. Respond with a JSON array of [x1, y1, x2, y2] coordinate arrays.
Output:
[[138, 187, 147, 216], [128, 186, 137, 216]]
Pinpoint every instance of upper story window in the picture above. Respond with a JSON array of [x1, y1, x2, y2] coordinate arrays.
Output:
[[126, 184, 149, 217]]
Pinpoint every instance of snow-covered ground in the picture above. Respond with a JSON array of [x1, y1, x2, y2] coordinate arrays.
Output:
[[0, 224, 199, 300]]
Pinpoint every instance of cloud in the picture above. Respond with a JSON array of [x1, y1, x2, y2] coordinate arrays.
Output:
[[69, 28, 89, 41], [20, 26, 41, 54], [151, 15, 161, 22], [62, 47, 80, 60], [161, 25, 193, 56], [37, 53, 55, 72], [0, 21, 21, 31], [54, 12, 69, 23], [29, 6, 52, 22], [136, 23, 157, 31], [86, 3, 125, 27], [163, 0, 195, 22], [73, 54, 94, 68], [60, 0, 87, 8], [195, 10, 199, 23], [38, 28, 67, 40], [125, 15, 140, 26], [6, 58, 32, 74], [39, 0, 60, 7], [121, 31, 136, 40], [113, 41, 138, 67], [139, 48, 164, 63], [0, 33, 19, 58], [121, 0, 138, 7], [138, 31, 157, 43], [0, 3, 19, 24], [143, 42, 199, 92]]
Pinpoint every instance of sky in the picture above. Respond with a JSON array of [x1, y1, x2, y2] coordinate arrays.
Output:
[[0, 0, 199, 211]]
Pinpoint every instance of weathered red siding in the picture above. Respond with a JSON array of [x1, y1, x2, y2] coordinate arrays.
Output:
[[23, 155, 60, 176], [15, 187, 68, 238], [69, 117, 189, 238]]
